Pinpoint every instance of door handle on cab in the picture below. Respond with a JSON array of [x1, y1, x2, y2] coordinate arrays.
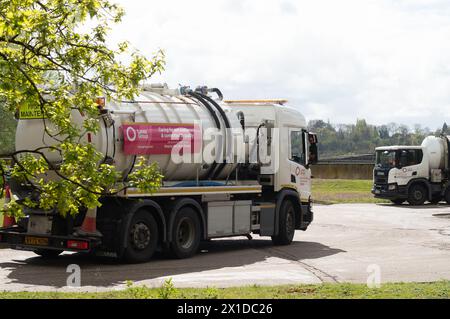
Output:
[[291, 175, 296, 183]]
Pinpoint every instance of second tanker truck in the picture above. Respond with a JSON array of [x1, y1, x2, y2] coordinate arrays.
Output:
[[372, 135, 450, 205], [0, 84, 318, 263]]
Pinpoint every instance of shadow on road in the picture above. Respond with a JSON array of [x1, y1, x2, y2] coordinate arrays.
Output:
[[0, 239, 345, 288]]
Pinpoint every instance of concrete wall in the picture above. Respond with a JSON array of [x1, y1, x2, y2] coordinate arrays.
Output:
[[311, 163, 374, 180]]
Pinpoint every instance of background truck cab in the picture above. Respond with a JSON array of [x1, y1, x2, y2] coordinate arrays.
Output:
[[372, 135, 450, 205]]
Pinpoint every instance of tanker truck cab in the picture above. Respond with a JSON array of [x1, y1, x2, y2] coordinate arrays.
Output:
[[373, 146, 428, 204], [373, 135, 450, 205], [276, 107, 317, 207], [1, 85, 318, 262], [225, 101, 318, 233]]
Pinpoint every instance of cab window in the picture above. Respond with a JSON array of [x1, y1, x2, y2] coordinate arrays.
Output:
[[290, 130, 305, 165], [398, 149, 423, 168]]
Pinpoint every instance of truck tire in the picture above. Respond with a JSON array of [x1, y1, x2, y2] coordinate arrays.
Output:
[[407, 184, 427, 206], [34, 249, 63, 258], [272, 200, 296, 245], [123, 210, 159, 263], [391, 199, 405, 205], [168, 207, 201, 259]]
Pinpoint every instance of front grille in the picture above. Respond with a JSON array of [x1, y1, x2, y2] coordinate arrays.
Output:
[[375, 176, 387, 184], [374, 169, 388, 184]]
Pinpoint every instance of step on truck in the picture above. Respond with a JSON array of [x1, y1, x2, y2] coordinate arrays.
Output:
[[0, 84, 318, 262], [372, 135, 450, 205]]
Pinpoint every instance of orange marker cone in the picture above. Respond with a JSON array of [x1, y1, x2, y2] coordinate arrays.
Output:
[[2, 184, 15, 228], [74, 208, 101, 237]]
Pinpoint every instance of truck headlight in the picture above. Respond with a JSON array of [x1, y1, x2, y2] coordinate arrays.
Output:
[[388, 184, 397, 191]]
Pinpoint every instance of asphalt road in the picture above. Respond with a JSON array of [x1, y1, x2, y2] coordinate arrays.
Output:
[[0, 203, 449, 292]]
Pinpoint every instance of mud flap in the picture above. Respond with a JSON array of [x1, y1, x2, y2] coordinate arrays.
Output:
[[260, 205, 276, 236]]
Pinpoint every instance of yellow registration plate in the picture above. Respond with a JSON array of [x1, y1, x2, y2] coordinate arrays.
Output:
[[24, 236, 49, 246]]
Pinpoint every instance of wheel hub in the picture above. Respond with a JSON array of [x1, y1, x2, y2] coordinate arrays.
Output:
[[131, 222, 151, 250], [414, 190, 423, 200], [177, 217, 194, 249]]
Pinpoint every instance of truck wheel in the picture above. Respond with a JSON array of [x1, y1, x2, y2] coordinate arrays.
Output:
[[407, 184, 427, 206], [34, 249, 63, 258], [391, 199, 405, 205], [124, 210, 159, 263], [169, 207, 201, 259], [272, 200, 296, 245]]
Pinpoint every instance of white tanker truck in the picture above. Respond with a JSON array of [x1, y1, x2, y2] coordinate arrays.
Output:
[[0, 84, 318, 262], [372, 135, 450, 205]]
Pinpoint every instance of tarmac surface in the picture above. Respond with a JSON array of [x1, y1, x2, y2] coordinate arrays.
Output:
[[0, 203, 449, 291]]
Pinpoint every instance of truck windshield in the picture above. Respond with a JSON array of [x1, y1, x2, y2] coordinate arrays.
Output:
[[376, 150, 397, 168]]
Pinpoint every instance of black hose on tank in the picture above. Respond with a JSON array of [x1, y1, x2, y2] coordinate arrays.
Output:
[[197, 93, 232, 180], [208, 88, 223, 101], [188, 91, 221, 180], [200, 93, 231, 129]]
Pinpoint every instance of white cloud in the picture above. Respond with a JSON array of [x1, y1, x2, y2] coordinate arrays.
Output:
[[107, 0, 450, 129]]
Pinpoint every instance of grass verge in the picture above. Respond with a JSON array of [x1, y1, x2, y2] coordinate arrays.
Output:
[[312, 179, 388, 204], [0, 281, 448, 299]]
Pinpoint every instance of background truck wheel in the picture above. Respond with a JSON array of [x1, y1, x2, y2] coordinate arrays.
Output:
[[445, 188, 450, 205], [123, 210, 159, 263], [391, 199, 405, 205], [168, 207, 201, 259], [272, 199, 296, 245], [407, 184, 427, 206], [34, 249, 63, 258]]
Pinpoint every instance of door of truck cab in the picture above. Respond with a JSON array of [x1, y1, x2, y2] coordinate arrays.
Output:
[[287, 128, 312, 201], [390, 148, 427, 186]]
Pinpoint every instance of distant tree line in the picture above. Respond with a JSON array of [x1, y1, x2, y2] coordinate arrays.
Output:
[[308, 119, 449, 158]]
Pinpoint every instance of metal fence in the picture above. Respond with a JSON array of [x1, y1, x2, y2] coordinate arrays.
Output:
[[312, 153, 375, 180]]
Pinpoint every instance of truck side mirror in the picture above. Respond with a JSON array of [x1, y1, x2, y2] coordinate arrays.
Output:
[[307, 133, 318, 165]]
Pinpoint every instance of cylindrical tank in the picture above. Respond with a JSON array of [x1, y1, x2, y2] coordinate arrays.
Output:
[[15, 89, 244, 181], [421, 136, 450, 170]]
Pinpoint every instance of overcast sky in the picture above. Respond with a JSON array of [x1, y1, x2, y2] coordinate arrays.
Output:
[[109, 0, 450, 129]]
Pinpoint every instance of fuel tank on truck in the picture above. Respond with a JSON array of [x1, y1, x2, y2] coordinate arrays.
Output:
[[421, 135, 450, 170], [15, 86, 246, 181]]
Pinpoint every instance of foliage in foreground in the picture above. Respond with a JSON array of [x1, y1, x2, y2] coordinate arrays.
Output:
[[0, 0, 165, 218], [0, 281, 448, 299], [0, 105, 15, 155]]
